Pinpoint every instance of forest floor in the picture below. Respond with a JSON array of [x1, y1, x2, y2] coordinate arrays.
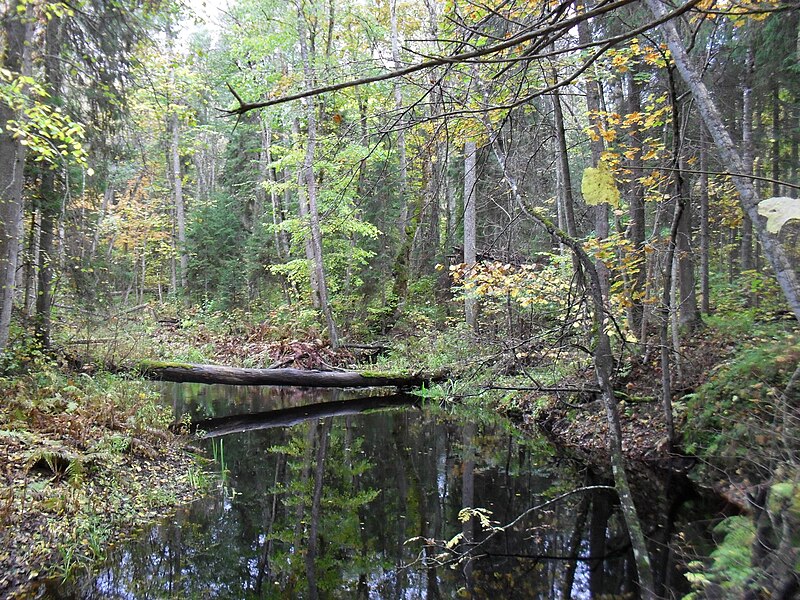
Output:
[[0, 359, 207, 598], [515, 319, 799, 511]]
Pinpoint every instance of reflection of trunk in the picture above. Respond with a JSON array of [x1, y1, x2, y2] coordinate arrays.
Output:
[[188, 393, 417, 437], [255, 451, 286, 594], [460, 422, 476, 594], [561, 481, 590, 598], [293, 423, 316, 556], [392, 416, 442, 599], [305, 419, 331, 600], [589, 485, 612, 597]]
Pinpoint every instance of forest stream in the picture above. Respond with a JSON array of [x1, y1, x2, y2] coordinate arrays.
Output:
[[49, 383, 729, 599]]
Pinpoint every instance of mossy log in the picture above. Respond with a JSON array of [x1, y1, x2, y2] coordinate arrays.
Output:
[[138, 361, 447, 389]]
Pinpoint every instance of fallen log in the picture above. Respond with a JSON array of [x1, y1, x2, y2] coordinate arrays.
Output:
[[137, 361, 447, 389]]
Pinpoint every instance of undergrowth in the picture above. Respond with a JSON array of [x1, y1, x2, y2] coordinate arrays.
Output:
[[0, 335, 207, 596]]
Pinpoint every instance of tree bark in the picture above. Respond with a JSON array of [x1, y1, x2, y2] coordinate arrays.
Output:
[[0, 0, 32, 350], [625, 70, 647, 335], [741, 42, 754, 272], [170, 110, 188, 291], [390, 0, 410, 228], [645, 0, 800, 323], [35, 16, 66, 348], [138, 361, 447, 388], [36, 172, 57, 347], [699, 132, 710, 314], [577, 5, 610, 298], [297, 6, 339, 347], [464, 140, 477, 330]]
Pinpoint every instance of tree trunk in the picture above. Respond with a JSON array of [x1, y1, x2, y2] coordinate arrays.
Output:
[[35, 16, 66, 348], [699, 132, 710, 314], [138, 361, 447, 388], [297, 9, 338, 347], [645, 0, 800, 322], [552, 81, 583, 286], [23, 207, 39, 317], [0, 0, 32, 350], [625, 70, 647, 336], [464, 140, 477, 330], [262, 117, 290, 260], [577, 5, 610, 298], [36, 172, 57, 347], [170, 111, 188, 291], [741, 42, 754, 272], [390, 0, 410, 228], [676, 154, 700, 330], [772, 82, 781, 197], [292, 118, 320, 306]]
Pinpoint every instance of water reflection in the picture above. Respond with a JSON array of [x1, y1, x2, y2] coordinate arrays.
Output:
[[60, 385, 717, 599]]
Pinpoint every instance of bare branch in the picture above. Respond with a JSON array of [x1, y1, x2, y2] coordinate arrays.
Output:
[[221, 0, 640, 116]]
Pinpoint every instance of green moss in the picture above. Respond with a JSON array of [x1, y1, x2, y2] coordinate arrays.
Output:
[[768, 481, 800, 520], [359, 370, 408, 379], [681, 330, 799, 474], [137, 359, 197, 371]]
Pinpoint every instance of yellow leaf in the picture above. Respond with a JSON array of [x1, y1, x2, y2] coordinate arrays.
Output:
[[641, 148, 657, 161], [582, 162, 621, 208]]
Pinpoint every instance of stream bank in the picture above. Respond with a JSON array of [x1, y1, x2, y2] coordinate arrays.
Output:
[[0, 355, 205, 598]]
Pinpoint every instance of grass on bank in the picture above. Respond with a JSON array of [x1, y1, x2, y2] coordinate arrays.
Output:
[[0, 333, 210, 597]]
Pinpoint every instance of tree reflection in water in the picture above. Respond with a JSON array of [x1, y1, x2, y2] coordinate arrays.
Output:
[[57, 385, 721, 599]]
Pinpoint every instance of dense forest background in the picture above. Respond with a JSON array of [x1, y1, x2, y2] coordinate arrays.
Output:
[[0, 0, 797, 353]]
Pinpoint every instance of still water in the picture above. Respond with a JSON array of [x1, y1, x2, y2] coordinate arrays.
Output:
[[64, 384, 717, 599]]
